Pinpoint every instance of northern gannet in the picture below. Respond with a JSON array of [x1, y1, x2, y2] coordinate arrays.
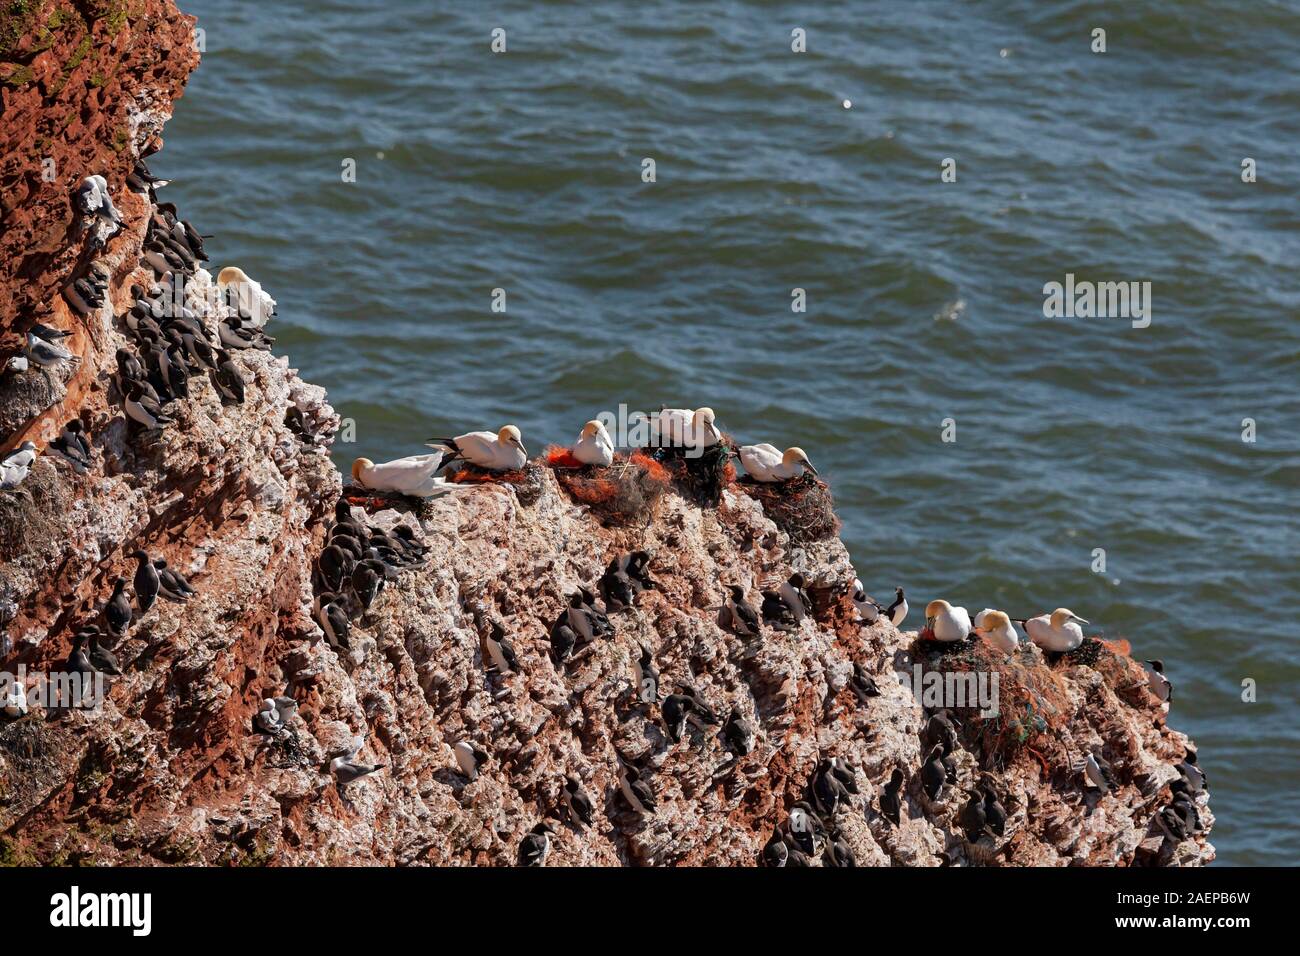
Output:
[[738, 444, 817, 482], [217, 266, 276, 328], [351, 452, 462, 497], [650, 406, 720, 449], [973, 608, 1019, 653], [924, 599, 971, 642], [428, 425, 527, 472], [573, 419, 614, 466], [1020, 608, 1088, 652]]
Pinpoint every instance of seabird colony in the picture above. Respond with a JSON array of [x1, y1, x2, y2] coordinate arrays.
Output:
[[0, 166, 1203, 867]]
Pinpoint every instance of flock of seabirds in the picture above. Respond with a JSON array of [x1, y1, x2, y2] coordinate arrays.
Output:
[[0, 168, 1207, 866]]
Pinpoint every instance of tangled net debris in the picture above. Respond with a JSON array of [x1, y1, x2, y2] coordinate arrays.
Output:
[[734, 472, 840, 544], [449, 461, 546, 506], [547, 448, 670, 526]]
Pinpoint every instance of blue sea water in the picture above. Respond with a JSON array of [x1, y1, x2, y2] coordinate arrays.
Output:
[[155, 0, 1300, 865]]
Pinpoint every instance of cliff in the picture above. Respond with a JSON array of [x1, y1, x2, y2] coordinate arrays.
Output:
[[0, 0, 1213, 866]]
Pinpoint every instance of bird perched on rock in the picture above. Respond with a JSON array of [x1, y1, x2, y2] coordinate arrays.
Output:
[[154, 559, 195, 602], [925, 599, 971, 642], [922, 711, 960, 757], [1084, 750, 1117, 794], [124, 382, 174, 431], [618, 764, 656, 815], [661, 693, 698, 744], [885, 587, 908, 626], [1019, 608, 1088, 653], [762, 829, 790, 867], [598, 558, 636, 611], [812, 762, 852, 816], [130, 549, 160, 613], [761, 587, 799, 632], [549, 616, 578, 666], [960, 790, 991, 842], [211, 350, 246, 406], [631, 643, 657, 703], [849, 661, 880, 702], [779, 573, 813, 623], [1178, 749, 1207, 793], [48, 419, 92, 474], [103, 577, 132, 639], [217, 266, 277, 327], [74, 175, 124, 247], [921, 745, 948, 801], [787, 802, 825, 856], [351, 450, 464, 498], [255, 695, 298, 734], [517, 822, 555, 866], [484, 620, 518, 675], [566, 590, 612, 643], [25, 332, 76, 371], [428, 425, 527, 472], [826, 756, 860, 795], [650, 406, 720, 450], [622, 551, 657, 593], [824, 834, 856, 867], [721, 584, 761, 638], [723, 709, 755, 756], [316, 594, 350, 649], [454, 740, 490, 781], [1144, 659, 1172, 703], [561, 776, 594, 829], [852, 578, 885, 624], [572, 419, 614, 467], [1, 442, 37, 491], [981, 782, 1008, 838], [329, 735, 383, 786], [878, 768, 905, 826], [218, 314, 275, 351], [973, 609, 1019, 654], [738, 444, 817, 482]]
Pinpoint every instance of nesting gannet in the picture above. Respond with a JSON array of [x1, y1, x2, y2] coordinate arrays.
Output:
[[329, 735, 384, 785], [1, 442, 37, 490], [26, 332, 76, 370], [517, 822, 555, 867], [573, 420, 614, 467], [1144, 659, 1172, 703], [1084, 750, 1116, 794], [650, 406, 720, 449], [852, 578, 885, 623], [878, 768, 905, 826], [74, 175, 124, 245], [973, 609, 1019, 654], [885, 587, 908, 626], [561, 776, 594, 828], [428, 425, 527, 472], [48, 420, 92, 474], [351, 451, 461, 498], [924, 600, 971, 642], [739, 444, 817, 482], [217, 266, 276, 328], [1021, 608, 1088, 653], [454, 740, 489, 781]]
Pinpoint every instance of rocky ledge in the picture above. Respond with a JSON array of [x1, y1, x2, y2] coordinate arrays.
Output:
[[0, 0, 1213, 866]]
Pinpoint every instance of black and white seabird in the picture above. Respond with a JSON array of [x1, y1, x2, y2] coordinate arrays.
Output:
[[826, 756, 860, 795], [1, 442, 37, 490], [484, 620, 518, 674], [762, 829, 789, 867], [103, 577, 132, 638], [661, 693, 695, 744], [678, 685, 720, 727], [618, 764, 657, 815], [886, 587, 908, 627], [922, 711, 960, 757], [561, 776, 594, 829], [87, 633, 122, 675], [351, 561, 383, 612], [812, 763, 849, 816], [131, 550, 160, 614], [154, 559, 195, 601], [722, 584, 761, 638], [1084, 750, 1117, 794], [824, 834, 856, 867], [1178, 748, 1207, 793], [566, 591, 611, 643], [48, 419, 92, 474], [981, 783, 1008, 838], [25, 332, 76, 370], [549, 616, 577, 665], [852, 577, 885, 624], [74, 174, 124, 246], [723, 709, 755, 756], [1144, 659, 1172, 703], [517, 822, 554, 866], [879, 768, 905, 826], [631, 643, 657, 703], [921, 745, 947, 801], [255, 695, 298, 733], [454, 740, 490, 781], [30, 321, 70, 342], [315, 595, 350, 649], [787, 802, 825, 856], [598, 558, 636, 611], [779, 572, 813, 623], [124, 382, 174, 430], [761, 588, 799, 632], [329, 735, 384, 786], [849, 661, 880, 701], [959, 790, 990, 842]]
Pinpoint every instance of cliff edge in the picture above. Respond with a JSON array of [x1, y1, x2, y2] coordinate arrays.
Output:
[[0, 0, 1213, 866]]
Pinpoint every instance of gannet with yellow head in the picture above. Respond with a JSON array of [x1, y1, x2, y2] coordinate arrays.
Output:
[[924, 599, 972, 642], [651, 406, 721, 450], [216, 265, 277, 328], [427, 424, 527, 472], [973, 609, 1019, 654], [738, 444, 817, 482], [351, 450, 462, 497], [1021, 608, 1088, 652], [573, 419, 614, 466]]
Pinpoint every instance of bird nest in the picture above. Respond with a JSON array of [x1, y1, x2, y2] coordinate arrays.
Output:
[[645, 440, 735, 508], [547, 449, 670, 527], [734, 473, 840, 545], [447, 461, 546, 506]]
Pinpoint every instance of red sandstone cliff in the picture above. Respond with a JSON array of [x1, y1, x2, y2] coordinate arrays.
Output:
[[0, 0, 1213, 866]]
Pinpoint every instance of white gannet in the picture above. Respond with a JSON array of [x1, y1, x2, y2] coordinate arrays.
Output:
[[1021, 608, 1088, 653], [1, 442, 37, 490], [428, 425, 527, 472], [351, 452, 462, 498], [650, 406, 720, 449], [572, 419, 614, 466], [738, 444, 817, 482], [1144, 659, 1172, 702], [973, 609, 1019, 654], [217, 266, 277, 328], [851, 578, 884, 623], [924, 599, 971, 642]]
